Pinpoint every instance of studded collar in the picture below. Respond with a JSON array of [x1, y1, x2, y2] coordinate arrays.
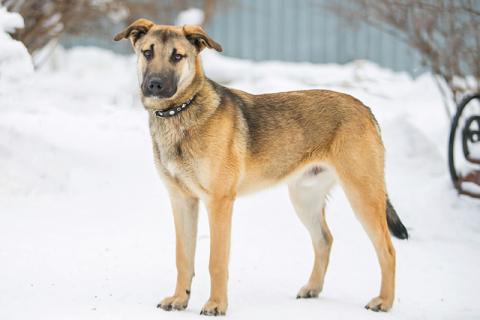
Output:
[[154, 95, 196, 118]]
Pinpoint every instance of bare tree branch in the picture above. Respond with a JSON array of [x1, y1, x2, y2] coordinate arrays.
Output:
[[328, 0, 480, 118], [1, 0, 230, 66]]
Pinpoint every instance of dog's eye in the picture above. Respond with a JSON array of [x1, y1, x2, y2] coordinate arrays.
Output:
[[143, 49, 153, 60], [172, 53, 183, 62]]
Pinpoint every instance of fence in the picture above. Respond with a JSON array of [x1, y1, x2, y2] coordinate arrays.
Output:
[[63, 0, 425, 74]]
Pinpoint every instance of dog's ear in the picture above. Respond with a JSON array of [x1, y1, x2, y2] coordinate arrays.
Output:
[[183, 25, 223, 52], [114, 18, 154, 46]]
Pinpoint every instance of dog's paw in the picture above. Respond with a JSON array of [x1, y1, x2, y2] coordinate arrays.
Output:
[[157, 294, 189, 311], [200, 299, 227, 316], [364, 296, 392, 312], [296, 285, 321, 299]]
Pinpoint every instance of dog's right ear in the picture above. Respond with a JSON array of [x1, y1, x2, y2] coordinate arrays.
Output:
[[114, 18, 154, 47]]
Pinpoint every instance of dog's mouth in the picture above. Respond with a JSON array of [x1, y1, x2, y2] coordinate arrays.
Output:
[[147, 95, 163, 100], [141, 89, 177, 100]]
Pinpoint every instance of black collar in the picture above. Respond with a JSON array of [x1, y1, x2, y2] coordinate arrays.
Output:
[[154, 96, 195, 118]]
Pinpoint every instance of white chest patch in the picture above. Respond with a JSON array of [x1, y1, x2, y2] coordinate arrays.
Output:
[[165, 160, 180, 177]]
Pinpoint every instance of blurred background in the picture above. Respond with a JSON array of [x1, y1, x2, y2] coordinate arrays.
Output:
[[1, 1, 479, 320], [60, 0, 423, 73], [5, 0, 479, 74], [4, 0, 479, 110]]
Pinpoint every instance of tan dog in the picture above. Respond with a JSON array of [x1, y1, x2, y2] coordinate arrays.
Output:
[[114, 19, 408, 316]]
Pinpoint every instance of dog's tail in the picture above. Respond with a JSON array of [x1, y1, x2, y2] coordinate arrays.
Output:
[[386, 198, 408, 239]]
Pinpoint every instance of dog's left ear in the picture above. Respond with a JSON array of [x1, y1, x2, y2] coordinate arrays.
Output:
[[183, 25, 223, 52], [114, 18, 154, 46]]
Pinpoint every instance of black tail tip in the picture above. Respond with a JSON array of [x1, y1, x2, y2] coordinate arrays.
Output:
[[388, 220, 409, 239], [386, 199, 409, 240]]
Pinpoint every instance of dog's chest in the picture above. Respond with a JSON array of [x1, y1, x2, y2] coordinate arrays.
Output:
[[164, 158, 180, 177], [153, 134, 208, 195], [159, 142, 190, 176]]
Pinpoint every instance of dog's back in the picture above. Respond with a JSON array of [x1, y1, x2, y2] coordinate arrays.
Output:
[[211, 81, 379, 188]]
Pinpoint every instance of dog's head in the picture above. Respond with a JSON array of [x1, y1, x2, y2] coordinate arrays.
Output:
[[114, 19, 222, 105]]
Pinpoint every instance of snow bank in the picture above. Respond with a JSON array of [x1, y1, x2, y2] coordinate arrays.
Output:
[[0, 6, 33, 89], [0, 42, 479, 320], [0, 5, 23, 32], [203, 51, 413, 98]]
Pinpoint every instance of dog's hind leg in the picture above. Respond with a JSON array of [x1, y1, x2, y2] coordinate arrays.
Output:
[[288, 166, 336, 299], [330, 125, 396, 312]]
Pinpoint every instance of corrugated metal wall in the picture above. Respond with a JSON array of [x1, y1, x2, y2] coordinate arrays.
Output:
[[206, 0, 424, 74]]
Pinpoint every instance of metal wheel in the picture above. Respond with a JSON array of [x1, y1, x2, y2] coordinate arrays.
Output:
[[448, 94, 480, 198]]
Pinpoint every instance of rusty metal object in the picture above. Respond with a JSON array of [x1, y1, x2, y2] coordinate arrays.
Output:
[[448, 94, 480, 199]]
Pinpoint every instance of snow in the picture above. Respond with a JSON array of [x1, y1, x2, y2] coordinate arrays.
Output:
[[176, 8, 205, 26], [1, 23, 480, 320], [0, 6, 24, 32], [0, 6, 33, 88]]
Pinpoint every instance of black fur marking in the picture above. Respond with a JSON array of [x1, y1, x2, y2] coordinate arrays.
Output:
[[175, 144, 183, 158], [310, 166, 324, 175], [131, 29, 147, 44], [209, 81, 258, 153], [186, 34, 207, 52], [152, 29, 180, 43], [120, 26, 149, 44]]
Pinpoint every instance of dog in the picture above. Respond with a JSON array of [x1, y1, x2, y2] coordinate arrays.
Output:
[[114, 19, 408, 316]]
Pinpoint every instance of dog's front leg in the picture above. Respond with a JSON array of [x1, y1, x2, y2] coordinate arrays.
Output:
[[200, 195, 235, 316], [157, 190, 199, 311]]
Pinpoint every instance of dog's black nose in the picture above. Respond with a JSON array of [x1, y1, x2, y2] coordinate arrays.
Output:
[[143, 74, 177, 98], [147, 78, 163, 96]]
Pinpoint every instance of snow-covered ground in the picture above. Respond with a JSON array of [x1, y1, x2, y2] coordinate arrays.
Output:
[[1, 10, 480, 320]]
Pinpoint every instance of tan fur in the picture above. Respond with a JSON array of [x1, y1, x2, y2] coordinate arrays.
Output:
[[115, 20, 398, 315]]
